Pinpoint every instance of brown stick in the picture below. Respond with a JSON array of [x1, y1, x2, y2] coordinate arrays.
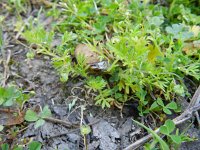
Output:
[[47, 119, 101, 139], [124, 86, 200, 150], [44, 117, 76, 128], [2, 49, 11, 87], [188, 86, 200, 108], [0, 108, 18, 113]]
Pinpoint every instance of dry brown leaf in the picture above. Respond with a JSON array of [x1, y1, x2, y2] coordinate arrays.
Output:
[[30, 0, 53, 7], [191, 25, 200, 37], [182, 40, 200, 55], [6, 111, 25, 126], [75, 44, 100, 64]]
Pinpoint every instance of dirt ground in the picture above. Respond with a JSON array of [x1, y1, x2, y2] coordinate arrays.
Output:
[[0, 3, 200, 150]]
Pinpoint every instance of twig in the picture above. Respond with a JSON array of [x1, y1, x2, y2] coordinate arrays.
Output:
[[0, 107, 80, 128], [188, 86, 200, 108], [0, 108, 18, 113], [124, 86, 200, 150], [44, 117, 77, 128], [48, 128, 80, 139], [47, 119, 101, 139], [67, 105, 82, 119], [80, 105, 85, 126], [80, 105, 89, 150], [187, 86, 200, 128], [195, 111, 200, 127], [0, 24, 11, 87], [124, 103, 200, 150], [17, 126, 29, 135], [0, 107, 79, 128], [2, 49, 11, 87]]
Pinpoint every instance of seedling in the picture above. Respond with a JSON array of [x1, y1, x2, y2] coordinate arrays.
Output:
[[166, 24, 194, 41], [28, 141, 42, 150], [134, 119, 193, 150], [81, 125, 91, 150], [1, 141, 41, 150], [150, 98, 178, 115], [0, 86, 32, 108], [1, 144, 9, 150], [25, 106, 52, 129], [133, 120, 170, 150], [86, 76, 114, 108], [26, 51, 35, 60], [80, 125, 91, 136], [160, 119, 194, 146]]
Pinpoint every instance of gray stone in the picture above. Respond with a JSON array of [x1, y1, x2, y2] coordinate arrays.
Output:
[[92, 120, 120, 150]]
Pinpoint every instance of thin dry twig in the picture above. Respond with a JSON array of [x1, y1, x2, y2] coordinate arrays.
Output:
[[188, 86, 200, 108], [195, 111, 200, 127], [2, 49, 11, 87], [124, 86, 200, 150], [187, 86, 200, 127], [0, 108, 18, 113], [44, 117, 77, 128], [0, 107, 79, 128], [0, 26, 11, 87], [47, 119, 101, 139]]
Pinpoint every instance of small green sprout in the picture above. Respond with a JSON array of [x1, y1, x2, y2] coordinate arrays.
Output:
[[150, 98, 178, 115], [25, 106, 52, 129]]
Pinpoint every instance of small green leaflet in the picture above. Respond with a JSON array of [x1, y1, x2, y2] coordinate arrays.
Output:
[[133, 120, 170, 150], [80, 125, 91, 135], [25, 110, 39, 122], [28, 141, 42, 150]]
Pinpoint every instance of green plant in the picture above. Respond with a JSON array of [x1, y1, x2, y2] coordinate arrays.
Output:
[[25, 106, 52, 128], [52, 53, 73, 82], [1, 0, 199, 149], [160, 119, 194, 148], [166, 24, 194, 41], [1, 143, 9, 150], [86, 76, 107, 92], [0, 86, 32, 108], [0, 85, 36, 148], [23, 25, 54, 48], [80, 125, 91, 136], [160, 120, 180, 143], [86, 76, 114, 109], [80, 125, 91, 150], [21, 0, 199, 113], [134, 119, 193, 150], [7, 0, 27, 14], [168, 0, 200, 24], [133, 120, 170, 150], [1, 141, 41, 150], [28, 141, 42, 150], [26, 51, 35, 60], [150, 98, 178, 115], [74, 54, 89, 77]]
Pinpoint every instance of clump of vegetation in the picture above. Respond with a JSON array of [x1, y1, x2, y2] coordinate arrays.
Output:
[[22, 0, 199, 112], [1, 141, 42, 150], [134, 119, 194, 150], [25, 105, 52, 129], [0, 85, 36, 148], [1, 0, 199, 149], [0, 85, 32, 108]]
